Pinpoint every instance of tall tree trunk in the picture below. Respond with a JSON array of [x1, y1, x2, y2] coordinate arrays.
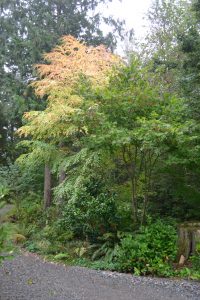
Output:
[[131, 177, 138, 224], [57, 141, 66, 206], [58, 169, 66, 205], [59, 169, 66, 185], [122, 146, 138, 225], [141, 194, 148, 226], [43, 164, 51, 209]]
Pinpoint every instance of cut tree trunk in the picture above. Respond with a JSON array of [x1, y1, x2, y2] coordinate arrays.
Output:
[[177, 222, 200, 263], [43, 164, 52, 209]]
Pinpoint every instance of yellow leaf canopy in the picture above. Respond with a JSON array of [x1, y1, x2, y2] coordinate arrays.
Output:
[[18, 36, 121, 141]]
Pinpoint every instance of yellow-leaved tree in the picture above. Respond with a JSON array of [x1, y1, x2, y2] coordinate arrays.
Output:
[[17, 35, 121, 209]]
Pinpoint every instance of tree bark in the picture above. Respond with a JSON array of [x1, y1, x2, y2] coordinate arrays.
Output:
[[58, 169, 66, 205], [141, 194, 148, 226], [177, 223, 200, 262], [131, 177, 138, 224], [59, 169, 66, 185], [122, 146, 138, 225], [43, 164, 51, 209]]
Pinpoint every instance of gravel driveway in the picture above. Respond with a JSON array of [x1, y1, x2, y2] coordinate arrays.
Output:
[[0, 252, 200, 300], [0, 205, 14, 221]]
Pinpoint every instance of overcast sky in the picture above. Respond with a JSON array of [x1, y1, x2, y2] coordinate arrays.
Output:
[[97, 0, 153, 54], [100, 0, 153, 38]]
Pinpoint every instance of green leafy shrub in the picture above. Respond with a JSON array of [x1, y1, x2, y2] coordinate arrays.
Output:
[[15, 193, 43, 226], [54, 253, 69, 261], [73, 257, 118, 271], [190, 243, 200, 271], [178, 243, 200, 280], [0, 185, 10, 201], [24, 241, 41, 253], [91, 232, 121, 262], [0, 163, 44, 207], [40, 223, 74, 243], [0, 226, 9, 262], [113, 220, 177, 276], [61, 192, 118, 240], [0, 223, 17, 262], [191, 254, 200, 270], [177, 266, 200, 280], [14, 194, 75, 253], [54, 150, 119, 241], [0, 201, 6, 209]]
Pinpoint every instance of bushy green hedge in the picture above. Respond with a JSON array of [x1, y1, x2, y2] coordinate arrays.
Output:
[[113, 220, 177, 276]]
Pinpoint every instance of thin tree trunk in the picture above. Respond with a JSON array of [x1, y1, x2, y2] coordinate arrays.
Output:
[[122, 146, 138, 224], [141, 151, 154, 226], [58, 169, 66, 205], [141, 159, 149, 226], [59, 169, 66, 185], [58, 141, 66, 205], [141, 196, 147, 226], [43, 164, 51, 209], [131, 177, 138, 224]]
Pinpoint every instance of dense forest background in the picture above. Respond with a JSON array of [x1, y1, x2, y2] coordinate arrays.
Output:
[[1, 0, 200, 278]]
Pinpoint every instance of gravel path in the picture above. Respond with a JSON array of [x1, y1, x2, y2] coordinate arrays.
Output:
[[0, 252, 200, 300], [0, 205, 14, 221]]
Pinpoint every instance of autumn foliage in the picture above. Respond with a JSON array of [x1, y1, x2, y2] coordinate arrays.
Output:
[[33, 35, 121, 96], [18, 36, 121, 140]]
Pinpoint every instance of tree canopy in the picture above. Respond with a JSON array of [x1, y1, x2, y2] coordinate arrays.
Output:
[[0, 0, 125, 164]]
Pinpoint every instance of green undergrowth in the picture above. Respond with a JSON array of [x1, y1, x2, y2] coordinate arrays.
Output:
[[0, 222, 20, 263], [0, 200, 24, 263], [3, 197, 200, 280]]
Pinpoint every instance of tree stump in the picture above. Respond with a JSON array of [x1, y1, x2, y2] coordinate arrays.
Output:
[[177, 222, 200, 264]]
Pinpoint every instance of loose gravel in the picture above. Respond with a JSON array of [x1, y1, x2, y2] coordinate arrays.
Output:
[[0, 205, 14, 221], [0, 252, 200, 300]]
